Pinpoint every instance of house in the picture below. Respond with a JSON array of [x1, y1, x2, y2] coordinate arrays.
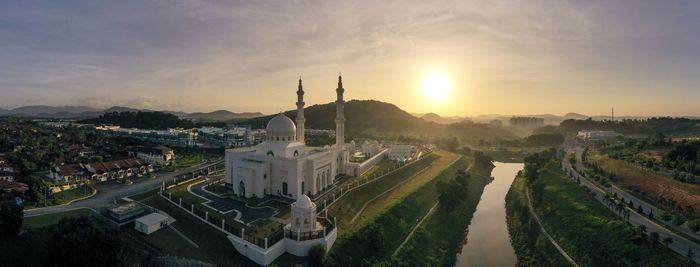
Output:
[[0, 180, 29, 193], [0, 171, 15, 182], [134, 213, 171, 235], [49, 164, 88, 182], [388, 144, 415, 162], [85, 159, 153, 181], [129, 146, 175, 165], [49, 159, 153, 182], [0, 157, 13, 172]]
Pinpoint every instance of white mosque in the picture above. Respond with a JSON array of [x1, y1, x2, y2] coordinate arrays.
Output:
[[225, 75, 351, 200]]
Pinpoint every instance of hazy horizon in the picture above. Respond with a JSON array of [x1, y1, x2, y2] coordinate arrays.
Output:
[[2, 1, 700, 117]]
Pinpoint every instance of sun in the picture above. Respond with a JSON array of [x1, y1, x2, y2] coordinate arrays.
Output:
[[422, 72, 451, 102]]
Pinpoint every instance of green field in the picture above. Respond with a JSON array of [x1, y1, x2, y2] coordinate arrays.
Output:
[[53, 184, 95, 204], [328, 153, 440, 233], [23, 208, 95, 230], [522, 162, 690, 266]]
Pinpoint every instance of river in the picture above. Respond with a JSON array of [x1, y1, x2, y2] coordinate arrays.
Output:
[[455, 162, 523, 267]]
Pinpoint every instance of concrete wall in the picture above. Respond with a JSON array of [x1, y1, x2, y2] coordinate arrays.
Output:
[[227, 228, 338, 266]]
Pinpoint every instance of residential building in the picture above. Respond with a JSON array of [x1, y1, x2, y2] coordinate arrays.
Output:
[[129, 146, 175, 165], [49, 159, 153, 182], [509, 117, 545, 128], [0, 171, 15, 182], [388, 144, 415, 162], [577, 130, 621, 141]]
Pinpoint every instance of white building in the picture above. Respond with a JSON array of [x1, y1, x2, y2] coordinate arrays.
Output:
[[225, 76, 351, 199], [134, 213, 171, 235], [360, 140, 382, 157], [577, 130, 620, 141], [388, 144, 415, 162], [228, 194, 337, 266], [130, 146, 175, 165]]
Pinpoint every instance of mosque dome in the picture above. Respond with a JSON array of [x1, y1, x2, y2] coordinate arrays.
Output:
[[266, 113, 296, 138], [295, 194, 313, 209]]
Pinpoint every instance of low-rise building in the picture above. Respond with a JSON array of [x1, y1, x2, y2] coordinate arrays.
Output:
[[108, 202, 146, 224], [577, 130, 620, 141], [388, 144, 415, 162], [49, 159, 153, 182], [0, 157, 13, 172], [0, 180, 29, 193], [0, 171, 15, 182], [134, 213, 171, 235], [129, 146, 175, 165]]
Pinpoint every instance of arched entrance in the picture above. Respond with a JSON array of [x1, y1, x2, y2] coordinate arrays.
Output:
[[239, 181, 245, 198], [282, 182, 288, 195]]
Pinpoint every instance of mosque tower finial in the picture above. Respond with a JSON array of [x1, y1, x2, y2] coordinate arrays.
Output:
[[335, 73, 345, 148], [296, 77, 306, 143]]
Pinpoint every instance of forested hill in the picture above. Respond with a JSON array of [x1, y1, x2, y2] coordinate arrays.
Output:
[[77, 111, 223, 129], [242, 100, 437, 131], [560, 117, 700, 135]]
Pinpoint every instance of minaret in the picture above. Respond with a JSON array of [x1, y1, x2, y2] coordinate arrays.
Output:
[[335, 74, 346, 148], [296, 77, 305, 143]]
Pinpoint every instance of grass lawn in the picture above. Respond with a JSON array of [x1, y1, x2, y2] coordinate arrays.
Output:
[[163, 178, 284, 240], [53, 184, 95, 204], [23, 208, 95, 230], [358, 158, 395, 179], [327, 153, 440, 233], [591, 153, 700, 216], [343, 151, 462, 233], [207, 182, 230, 195], [530, 162, 690, 266]]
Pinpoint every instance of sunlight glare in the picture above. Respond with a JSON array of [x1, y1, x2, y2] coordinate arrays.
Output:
[[422, 72, 451, 102]]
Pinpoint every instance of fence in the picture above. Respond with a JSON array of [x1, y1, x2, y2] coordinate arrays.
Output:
[[315, 150, 433, 213], [158, 190, 334, 251]]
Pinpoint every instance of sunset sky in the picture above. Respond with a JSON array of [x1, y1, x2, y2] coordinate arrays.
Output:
[[1, 1, 700, 117]]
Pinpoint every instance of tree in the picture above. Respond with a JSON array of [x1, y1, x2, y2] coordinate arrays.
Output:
[[48, 217, 123, 267], [0, 192, 24, 241], [649, 232, 660, 243], [648, 210, 654, 220], [308, 245, 325, 267], [662, 237, 673, 248]]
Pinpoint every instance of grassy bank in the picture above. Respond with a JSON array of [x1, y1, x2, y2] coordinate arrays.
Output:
[[506, 175, 569, 266], [521, 161, 691, 266], [23, 208, 95, 230], [328, 153, 440, 231], [53, 184, 95, 205], [326, 156, 474, 266], [389, 158, 494, 266]]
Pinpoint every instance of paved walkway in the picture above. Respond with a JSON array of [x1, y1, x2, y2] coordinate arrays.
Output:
[[392, 201, 439, 257], [189, 181, 278, 223]]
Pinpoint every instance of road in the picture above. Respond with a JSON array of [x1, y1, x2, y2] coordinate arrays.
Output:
[[568, 141, 700, 242], [562, 140, 699, 263], [25, 160, 224, 217]]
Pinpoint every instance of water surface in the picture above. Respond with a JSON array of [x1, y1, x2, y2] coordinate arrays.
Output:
[[455, 162, 523, 267]]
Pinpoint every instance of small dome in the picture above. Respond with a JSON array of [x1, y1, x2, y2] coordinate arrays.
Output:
[[295, 194, 313, 208], [266, 113, 296, 137]]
